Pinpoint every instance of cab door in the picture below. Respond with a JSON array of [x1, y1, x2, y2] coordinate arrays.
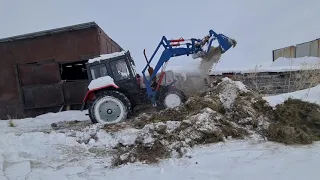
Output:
[[108, 58, 139, 94]]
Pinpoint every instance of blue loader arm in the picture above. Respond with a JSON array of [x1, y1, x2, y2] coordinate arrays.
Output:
[[142, 30, 236, 105]]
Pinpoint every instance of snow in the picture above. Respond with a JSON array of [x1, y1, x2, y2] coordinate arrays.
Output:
[[0, 110, 88, 133], [0, 125, 320, 180], [1, 84, 320, 179], [218, 77, 249, 109], [263, 84, 320, 107], [210, 56, 320, 75], [88, 51, 127, 63], [87, 76, 117, 90]]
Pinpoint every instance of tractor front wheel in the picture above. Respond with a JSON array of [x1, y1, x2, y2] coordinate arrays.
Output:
[[89, 90, 131, 124], [160, 88, 187, 109]]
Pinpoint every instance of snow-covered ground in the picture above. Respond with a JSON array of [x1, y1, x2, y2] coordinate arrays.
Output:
[[263, 84, 320, 107], [0, 126, 319, 180], [0, 110, 89, 134], [1, 86, 320, 179]]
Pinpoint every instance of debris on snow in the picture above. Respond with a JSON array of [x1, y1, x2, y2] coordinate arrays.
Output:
[[266, 98, 320, 145], [217, 77, 249, 109], [24, 77, 320, 167], [89, 78, 274, 166]]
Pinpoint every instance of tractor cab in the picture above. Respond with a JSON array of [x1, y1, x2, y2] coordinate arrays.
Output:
[[82, 50, 187, 125], [86, 51, 137, 84], [85, 51, 144, 107]]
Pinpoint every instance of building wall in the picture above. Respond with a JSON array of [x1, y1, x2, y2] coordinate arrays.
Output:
[[98, 28, 123, 54], [0, 26, 123, 119], [295, 39, 320, 58], [0, 43, 22, 118], [272, 38, 320, 61], [273, 46, 296, 61]]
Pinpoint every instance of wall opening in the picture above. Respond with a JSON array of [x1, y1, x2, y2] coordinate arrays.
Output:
[[60, 61, 88, 81]]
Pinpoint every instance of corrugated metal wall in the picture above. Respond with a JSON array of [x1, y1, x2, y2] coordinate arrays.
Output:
[[296, 39, 319, 58], [0, 25, 124, 119], [273, 46, 296, 61], [98, 28, 123, 54]]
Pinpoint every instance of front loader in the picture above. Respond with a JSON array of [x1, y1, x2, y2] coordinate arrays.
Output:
[[81, 30, 237, 124]]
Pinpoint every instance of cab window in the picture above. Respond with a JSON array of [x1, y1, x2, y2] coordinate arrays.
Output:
[[90, 64, 108, 80], [110, 59, 130, 81]]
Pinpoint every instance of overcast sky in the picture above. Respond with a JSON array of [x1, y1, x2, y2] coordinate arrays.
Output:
[[1, 0, 320, 73]]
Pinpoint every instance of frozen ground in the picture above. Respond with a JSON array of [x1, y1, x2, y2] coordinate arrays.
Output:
[[1, 86, 320, 179], [0, 126, 319, 180]]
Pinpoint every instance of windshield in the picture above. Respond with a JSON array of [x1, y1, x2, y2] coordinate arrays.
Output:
[[110, 59, 130, 81], [90, 64, 108, 80]]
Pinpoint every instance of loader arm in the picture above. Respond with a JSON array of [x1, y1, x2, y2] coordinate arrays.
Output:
[[142, 30, 236, 105]]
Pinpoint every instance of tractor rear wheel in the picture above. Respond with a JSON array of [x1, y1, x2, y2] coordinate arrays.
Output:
[[89, 90, 131, 124]]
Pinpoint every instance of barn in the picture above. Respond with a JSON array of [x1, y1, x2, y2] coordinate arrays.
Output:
[[0, 22, 123, 119]]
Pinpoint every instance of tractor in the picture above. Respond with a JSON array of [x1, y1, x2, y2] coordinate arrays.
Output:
[[81, 30, 237, 124]]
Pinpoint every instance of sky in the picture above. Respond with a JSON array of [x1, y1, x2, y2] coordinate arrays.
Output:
[[1, 0, 320, 73]]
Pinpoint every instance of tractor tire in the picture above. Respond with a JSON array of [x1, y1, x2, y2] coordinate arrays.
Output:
[[160, 88, 187, 109], [88, 90, 132, 124]]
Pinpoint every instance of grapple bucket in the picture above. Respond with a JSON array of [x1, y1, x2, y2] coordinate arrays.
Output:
[[192, 31, 236, 60], [215, 34, 237, 53]]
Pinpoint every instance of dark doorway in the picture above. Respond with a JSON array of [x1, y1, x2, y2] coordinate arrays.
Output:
[[60, 61, 88, 81]]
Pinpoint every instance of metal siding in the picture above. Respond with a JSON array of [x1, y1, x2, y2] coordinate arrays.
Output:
[[273, 46, 296, 61], [54, 31, 79, 62], [21, 83, 64, 109], [12, 41, 29, 63], [310, 39, 319, 57], [62, 81, 89, 104], [0, 22, 98, 43], [318, 40, 320, 57], [77, 28, 100, 58], [0, 23, 122, 119], [99, 29, 123, 54], [17, 62, 61, 86], [0, 45, 20, 102], [295, 40, 319, 58], [296, 42, 310, 57], [25, 36, 55, 64], [6, 27, 99, 64], [0, 44, 23, 119]]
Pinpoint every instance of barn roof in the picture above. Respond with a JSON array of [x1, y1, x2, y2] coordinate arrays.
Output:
[[0, 22, 99, 43]]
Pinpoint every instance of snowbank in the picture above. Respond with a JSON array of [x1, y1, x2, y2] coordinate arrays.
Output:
[[0, 131, 319, 180], [0, 110, 89, 133], [263, 84, 320, 107], [210, 56, 320, 75]]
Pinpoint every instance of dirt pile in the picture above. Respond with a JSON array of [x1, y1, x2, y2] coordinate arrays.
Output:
[[54, 77, 320, 167], [101, 77, 275, 166], [266, 98, 320, 144], [110, 107, 250, 166]]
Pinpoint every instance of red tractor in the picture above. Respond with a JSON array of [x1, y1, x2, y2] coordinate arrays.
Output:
[[81, 30, 237, 124]]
